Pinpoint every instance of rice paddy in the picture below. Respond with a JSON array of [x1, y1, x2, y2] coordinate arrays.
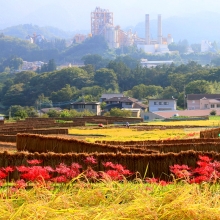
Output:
[[69, 127, 200, 142]]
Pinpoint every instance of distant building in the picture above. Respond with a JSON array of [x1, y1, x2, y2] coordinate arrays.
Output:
[[187, 94, 220, 110], [70, 102, 101, 115], [140, 59, 173, 68], [104, 96, 147, 113], [201, 40, 216, 53], [148, 99, 177, 112], [100, 93, 124, 102], [39, 107, 62, 114], [21, 61, 45, 71]]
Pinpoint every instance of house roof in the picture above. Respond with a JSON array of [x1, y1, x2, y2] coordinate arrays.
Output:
[[152, 109, 220, 119], [105, 97, 138, 103], [71, 102, 100, 105], [101, 93, 124, 99], [133, 102, 148, 109], [187, 94, 220, 100], [208, 99, 220, 104]]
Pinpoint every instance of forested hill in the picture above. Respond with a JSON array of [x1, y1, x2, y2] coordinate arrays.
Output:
[[0, 24, 75, 40], [0, 34, 112, 63], [1, 61, 220, 109]]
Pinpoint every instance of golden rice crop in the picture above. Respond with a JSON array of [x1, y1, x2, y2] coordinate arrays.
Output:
[[1, 181, 220, 219], [69, 128, 200, 142]]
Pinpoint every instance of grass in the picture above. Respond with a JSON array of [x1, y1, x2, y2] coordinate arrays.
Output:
[[1, 181, 220, 219]]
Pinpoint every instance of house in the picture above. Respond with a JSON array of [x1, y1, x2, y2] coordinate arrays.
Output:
[[40, 107, 62, 114], [100, 93, 124, 102], [70, 102, 101, 115], [104, 97, 148, 112], [122, 108, 141, 117], [187, 94, 220, 110], [148, 99, 177, 112]]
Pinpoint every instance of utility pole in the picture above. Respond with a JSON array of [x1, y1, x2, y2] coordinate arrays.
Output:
[[183, 85, 186, 110], [9, 106, 11, 120], [39, 99, 41, 117]]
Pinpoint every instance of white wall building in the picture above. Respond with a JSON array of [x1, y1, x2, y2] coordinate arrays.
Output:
[[148, 99, 177, 112]]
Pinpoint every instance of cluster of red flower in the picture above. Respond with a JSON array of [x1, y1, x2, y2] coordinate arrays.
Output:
[[170, 155, 220, 184], [0, 156, 133, 189]]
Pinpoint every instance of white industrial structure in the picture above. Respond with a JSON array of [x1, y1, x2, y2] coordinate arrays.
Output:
[[137, 14, 173, 54], [88, 8, 174, 51]]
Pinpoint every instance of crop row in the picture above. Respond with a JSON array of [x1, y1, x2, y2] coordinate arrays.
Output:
[[200, 127, 220, 138], [16, 133, 159, 154], [95, 138, 220, 146], [16, 134, 220, 154]]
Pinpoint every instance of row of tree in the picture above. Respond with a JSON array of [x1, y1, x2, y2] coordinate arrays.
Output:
[[1, 59, 220, 111]]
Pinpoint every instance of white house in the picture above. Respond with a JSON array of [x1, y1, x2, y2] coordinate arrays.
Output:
[[148, 99, 177, 112]]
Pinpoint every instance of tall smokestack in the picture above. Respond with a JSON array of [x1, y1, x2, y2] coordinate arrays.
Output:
[[145, 14, 150, 45], [157, 14, 162, 44]]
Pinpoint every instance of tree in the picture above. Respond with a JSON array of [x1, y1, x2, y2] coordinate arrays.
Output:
[[129, 84, 163, 100], [47, 109, 61, 117], [14, 71, 37, 84], [104, 108, 131, 117], [107, 61, 132, 91], [159, 86, 178, 99], [8, 105, 37, 119], [40, 59, 57, 73], [51, 84, 74, 103], [94, 68, 118, 91], [210, 110, 216, 115], [36, 94, 53, 109], [191, 44, 201, 53], [185, 80, 213, 94]]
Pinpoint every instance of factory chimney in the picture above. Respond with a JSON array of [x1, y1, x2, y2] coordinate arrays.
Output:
[[145, 14, 150, 45], [157, 14, 162, 44]]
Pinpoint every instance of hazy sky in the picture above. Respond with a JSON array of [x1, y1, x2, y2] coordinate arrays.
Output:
[[1, 0, 220, 30]]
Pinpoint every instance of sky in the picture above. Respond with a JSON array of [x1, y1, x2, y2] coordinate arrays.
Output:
[[1, 0, 220, 31]]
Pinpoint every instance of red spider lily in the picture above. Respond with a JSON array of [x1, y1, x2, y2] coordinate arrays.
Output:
[[102, 162, 115, 169], [158, 180, 168, 186], [16, 166, 30, 172], [105, 170, 122, 181], [26, 159, 43, 165], [198, 155, 212, 163], [44, 166, 55, 173], [0, 170, 7, 179], [170, 164, 192, 178], [190, 175, 209, 184], [55, 163, 70, 175], [20, 166, 51, 182], [15, 179, 27, 189], [145, 177, 159, 184], [85, 168, 99, 179], [114, 164, 125, 172], [84, 156, 97, 165], [70, 163, 82, 170], [2, 166, 14, 173], [66, 169, 80, 179], [52, 175, 68, 183]]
